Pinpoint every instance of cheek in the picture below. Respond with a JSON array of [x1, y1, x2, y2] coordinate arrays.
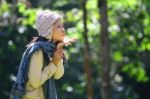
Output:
[[53, 28, 61, 34], [52, 32, 60, 40], [57, 28, 62, 33], [52, 28, 64, 40]]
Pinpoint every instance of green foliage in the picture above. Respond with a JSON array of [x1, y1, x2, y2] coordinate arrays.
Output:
[[1, 0, 150, 99], [17, 2, 37, 26], [109, 0, 150, 82], [113, 51, 123, 62], [0, 1, 10, 15], [122, 62, 149, 82]]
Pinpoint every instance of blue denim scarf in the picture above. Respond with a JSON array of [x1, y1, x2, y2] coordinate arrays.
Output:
[[10, 39, 59, 99]]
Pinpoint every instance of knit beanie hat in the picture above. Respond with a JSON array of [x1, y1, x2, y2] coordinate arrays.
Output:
[[35, 10, 62, 40]]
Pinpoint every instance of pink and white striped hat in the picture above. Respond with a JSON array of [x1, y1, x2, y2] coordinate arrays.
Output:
[[35, 10, 62, 40]]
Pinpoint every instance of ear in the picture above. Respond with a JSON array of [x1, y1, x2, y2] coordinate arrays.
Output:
[[44, 31, 52, 41]]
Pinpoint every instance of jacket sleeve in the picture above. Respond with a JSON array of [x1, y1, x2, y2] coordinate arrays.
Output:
[[53, 59, 64, 79], [28, 50, 57, 88]]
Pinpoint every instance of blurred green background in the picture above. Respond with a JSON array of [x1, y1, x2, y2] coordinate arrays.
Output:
[[0, 0, 150, 99]]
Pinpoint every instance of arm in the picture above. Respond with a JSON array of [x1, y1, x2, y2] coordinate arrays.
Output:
[[53, 59, 64, 79], [28, 50, 57, 88]]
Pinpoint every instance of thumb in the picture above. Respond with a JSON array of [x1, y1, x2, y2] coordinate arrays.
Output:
[[57, 42, 65, 49]]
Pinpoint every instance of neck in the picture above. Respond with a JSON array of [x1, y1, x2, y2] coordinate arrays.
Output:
[[51, 39, 57, 43], [44, 36, 50, 40]]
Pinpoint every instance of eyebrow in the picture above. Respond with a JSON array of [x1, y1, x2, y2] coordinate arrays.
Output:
[[56, 22, 63, 26]]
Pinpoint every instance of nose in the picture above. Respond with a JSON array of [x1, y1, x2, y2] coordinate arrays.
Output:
[[62, 27, 65, 32], [61, 27, 65, 35]]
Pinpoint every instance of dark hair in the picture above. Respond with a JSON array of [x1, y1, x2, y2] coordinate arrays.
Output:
[[26, 36, 49, 47]]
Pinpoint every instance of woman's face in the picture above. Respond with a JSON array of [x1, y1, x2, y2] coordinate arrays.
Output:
[[51, 18, 65, 42]]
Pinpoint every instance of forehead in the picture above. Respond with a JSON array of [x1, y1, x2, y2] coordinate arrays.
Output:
[[54, 18, 63, 25]]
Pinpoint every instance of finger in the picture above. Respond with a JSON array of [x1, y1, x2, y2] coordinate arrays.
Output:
[[68, 38, 77, 43], [64, 39, 77, 46], [56, 49, 63, 53], [65, 38, 77, 43], [66, 42, 73, 46], [57, 43, 65, 49], [53, 53, 62, 58], [54, 51, 63, 57], [57, 49, 63, 54]]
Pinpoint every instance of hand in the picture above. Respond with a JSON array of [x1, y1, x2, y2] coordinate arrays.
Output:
[[52, 49, 63, 65], [63, 37, 77, 46], [57, 37, 77, 49]]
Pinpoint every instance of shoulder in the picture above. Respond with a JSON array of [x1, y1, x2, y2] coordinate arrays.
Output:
[[32, 49, 50, 65], [31, 49, 44, 59]]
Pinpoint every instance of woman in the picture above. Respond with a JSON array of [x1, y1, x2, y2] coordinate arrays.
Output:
[[10, 10, 76, 99]]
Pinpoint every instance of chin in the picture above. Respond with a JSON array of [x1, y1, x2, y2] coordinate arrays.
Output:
[[60, 39, 64, 42], [56, 37, 64, 42], [57, 39, 63, 42]]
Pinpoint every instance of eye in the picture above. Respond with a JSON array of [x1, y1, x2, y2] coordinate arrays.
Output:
[[61, 25, 64, 28], [57, 24, 64, 28], [57, 25, 61, 28]]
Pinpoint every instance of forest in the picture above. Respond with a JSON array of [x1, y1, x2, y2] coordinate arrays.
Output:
[[0, 0, 150, 99]]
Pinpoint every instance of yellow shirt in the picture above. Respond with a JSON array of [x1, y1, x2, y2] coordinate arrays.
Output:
[[23, 50, 64, 99]]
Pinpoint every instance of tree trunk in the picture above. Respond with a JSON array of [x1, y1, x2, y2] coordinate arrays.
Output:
[[98, 0, 111, 99], [82, 0, 94, 99]]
